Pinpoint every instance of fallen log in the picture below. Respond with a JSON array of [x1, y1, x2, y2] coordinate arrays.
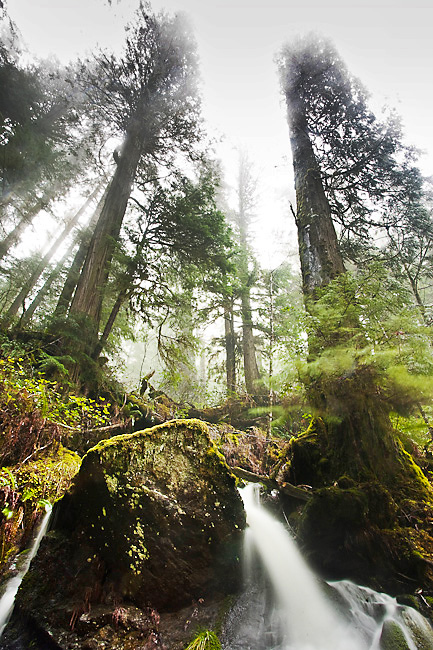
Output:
[[231, 466, 312, 502]]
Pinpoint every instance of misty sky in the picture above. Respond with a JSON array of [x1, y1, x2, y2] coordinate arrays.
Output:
[[7, 0, 433, 266]]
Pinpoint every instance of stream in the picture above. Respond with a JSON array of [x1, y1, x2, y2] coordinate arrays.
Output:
[[0, 508, 52, 638], [222, 484, 433, 650]]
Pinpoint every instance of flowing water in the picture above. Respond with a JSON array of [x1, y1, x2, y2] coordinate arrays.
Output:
[[222, 484, 433, 650], [0, 508, 52, 638]]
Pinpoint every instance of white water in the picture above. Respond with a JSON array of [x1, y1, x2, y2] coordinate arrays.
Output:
[[0, 508, 52, 638], [227, 484, 433, 650]]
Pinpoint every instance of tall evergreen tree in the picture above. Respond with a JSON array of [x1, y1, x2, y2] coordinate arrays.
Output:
[[68, 6, 202, 346], [279, 36, 425, 258], [279, 36, 433, 586]]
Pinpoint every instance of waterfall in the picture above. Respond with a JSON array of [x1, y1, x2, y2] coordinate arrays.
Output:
[[222, 484, 433, 650], [0, 508, 52, 638]]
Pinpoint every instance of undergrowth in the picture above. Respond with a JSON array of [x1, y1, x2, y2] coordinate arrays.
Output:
[[185, 630, 221, 650], [0, 354, 110, 466]]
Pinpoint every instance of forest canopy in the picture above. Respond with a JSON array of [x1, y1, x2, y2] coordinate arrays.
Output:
[[0, 6, 432, 444]]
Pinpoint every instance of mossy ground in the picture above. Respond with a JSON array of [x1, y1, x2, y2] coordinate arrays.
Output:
[[0, 444, 80, 570]]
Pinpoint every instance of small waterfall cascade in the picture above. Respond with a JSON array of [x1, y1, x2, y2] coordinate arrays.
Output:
[[0, 508, 52, 638], [223, 484, 433, 650]]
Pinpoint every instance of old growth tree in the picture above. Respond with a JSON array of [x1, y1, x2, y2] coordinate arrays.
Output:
[[68, 6, 202, 346], [279, 36, 433, 588]]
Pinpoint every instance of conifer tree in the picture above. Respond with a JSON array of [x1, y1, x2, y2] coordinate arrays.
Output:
[[279, 37, 433, 586], [68, 6, 202, 346]]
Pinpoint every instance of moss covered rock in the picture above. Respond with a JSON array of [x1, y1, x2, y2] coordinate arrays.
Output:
[[0, 444, 80, 572], [3, 420, 245, 649], [58, 418, 245, 607], [379, 619, 411, 650]]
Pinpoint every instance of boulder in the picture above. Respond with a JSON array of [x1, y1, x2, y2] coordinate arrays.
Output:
[[2, 419, 245, 649]]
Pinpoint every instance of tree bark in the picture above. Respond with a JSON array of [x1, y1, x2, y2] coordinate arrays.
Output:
[[224, 298, 236, 395], [286, 90, 345, 296], [92, 287, 128, 360], [235, 155, 262, 396], [241, 286, 261, 395], [69, 121, 144, 331]]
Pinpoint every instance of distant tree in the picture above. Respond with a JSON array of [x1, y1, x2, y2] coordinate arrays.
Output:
[[223, 293, 237, 395], [229, 154, 262, 395], [382, 201, 433, 324]]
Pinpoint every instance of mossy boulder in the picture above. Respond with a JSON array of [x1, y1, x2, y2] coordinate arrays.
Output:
[[291, 480, 433, 594], [3, 420, 245, 649], [58, 418, 245, 607]]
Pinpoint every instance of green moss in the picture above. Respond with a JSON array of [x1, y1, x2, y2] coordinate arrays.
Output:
[[6, 445, 80, 508], [0, 445, 81, 568], [379, 620, 411, 650], [393, 438, 432, 499], [91, 418, 210, 455], [304, 485, 369, 532], [225, 433, 240, 446], [396, 594, 419, 610]]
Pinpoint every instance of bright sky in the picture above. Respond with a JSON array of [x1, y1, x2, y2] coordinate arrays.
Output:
[[7, 0, 433, 268]]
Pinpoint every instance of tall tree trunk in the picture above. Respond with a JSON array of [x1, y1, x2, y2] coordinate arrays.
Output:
[[267, 269, 275, 437], [281, 42, 433, 591], [224, 298, 236, 395], [69, 122, 143, 331], [284, 54, 433, 496], [235, 154, 262, 396], [287, 92, 345, 296], [53, 185, 109, 320], [4, 183, 103, 323], [241, 286, 261, 395], [21, 182, 105, 325], [92, 288, 128, 360]]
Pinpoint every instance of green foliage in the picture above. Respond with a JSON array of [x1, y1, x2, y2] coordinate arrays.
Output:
[[300, 265, 433, 418], [390, 411, 433, 451], [0, 445, 81, 565], [185, 630, 221, 650], [0, 355, 110, 427], [0, 350, 110, 466]]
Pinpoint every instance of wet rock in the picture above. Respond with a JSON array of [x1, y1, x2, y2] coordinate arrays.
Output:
[[2, 419, 245, 649], [379, 619, 411, 650]]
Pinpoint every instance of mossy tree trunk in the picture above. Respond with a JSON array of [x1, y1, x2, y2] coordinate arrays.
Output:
[[283, 56, 433, 501]]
